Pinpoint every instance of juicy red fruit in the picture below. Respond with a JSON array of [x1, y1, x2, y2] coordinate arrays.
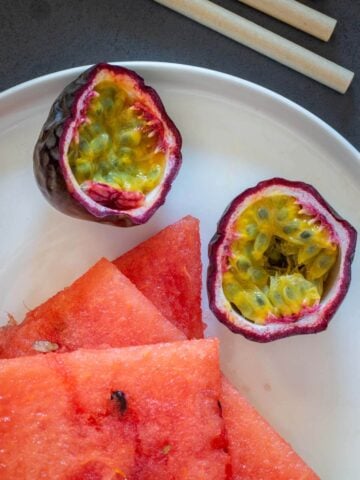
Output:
[[81, 181, 145, 210], [0, 340, 230, 479], [114, 216, 204, 339], [0, 258, 184, 359]]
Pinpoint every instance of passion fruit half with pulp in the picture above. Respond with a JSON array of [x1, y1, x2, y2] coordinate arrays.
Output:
[[208, 178, 357, 342], [34, 63, 182, 226]]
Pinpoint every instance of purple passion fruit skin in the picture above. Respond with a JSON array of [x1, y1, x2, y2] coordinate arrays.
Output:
[[34, 63, 182, 227], [208, 178, 357, 342]]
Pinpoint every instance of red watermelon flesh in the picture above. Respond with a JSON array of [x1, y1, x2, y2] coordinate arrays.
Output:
[[113, 219, 319, 478], [113, 215, 204, 339], [0, 258, 185, 359], [0, 339, 230, 479], [0, 221, 319, 478], [220, 379, 319, 480]]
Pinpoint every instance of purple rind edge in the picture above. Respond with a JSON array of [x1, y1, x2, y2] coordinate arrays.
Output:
[[33, 63, 182, 227], [207, 177, 357, 343]]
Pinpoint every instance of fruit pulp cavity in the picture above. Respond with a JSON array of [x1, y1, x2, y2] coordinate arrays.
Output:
[[68, 79, 166, 202], [222, 195, 339, 324]]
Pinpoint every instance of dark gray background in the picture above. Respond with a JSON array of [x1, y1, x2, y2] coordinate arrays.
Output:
[[1, 0, 359, 149]]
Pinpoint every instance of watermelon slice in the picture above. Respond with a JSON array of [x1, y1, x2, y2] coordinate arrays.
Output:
[[114, 215, 204, 339], [0, 258, 185, 359], [0, 339, 231, 479], [113, 219, 319, 479], [0, 219, 319, 478], [221, 379, 319, 480]]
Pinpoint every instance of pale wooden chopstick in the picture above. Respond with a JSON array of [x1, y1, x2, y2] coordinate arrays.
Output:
[[154, 0, 354, 93], [237, 0, 337, 41]]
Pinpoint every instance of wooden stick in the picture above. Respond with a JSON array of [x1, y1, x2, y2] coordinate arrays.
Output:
[[237, 0, 336, 41], [154, 0, 354, 93]]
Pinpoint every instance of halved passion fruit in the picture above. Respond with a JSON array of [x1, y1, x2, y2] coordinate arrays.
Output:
[[34, 63, 182, 226], [208, 178, 357, 342]]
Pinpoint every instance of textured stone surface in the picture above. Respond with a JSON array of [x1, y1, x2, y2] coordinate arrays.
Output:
[[0, 0, 359, 148]]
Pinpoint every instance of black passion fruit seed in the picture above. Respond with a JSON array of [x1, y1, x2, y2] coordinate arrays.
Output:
[[111, 390, 127, 414]]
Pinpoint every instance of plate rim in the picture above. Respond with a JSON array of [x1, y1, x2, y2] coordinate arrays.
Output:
[[1, 61, 359, 479]]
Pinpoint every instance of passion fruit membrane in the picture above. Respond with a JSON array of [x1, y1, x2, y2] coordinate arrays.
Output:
[[34, 63, 182, 226], [208, 178, 357, 342]]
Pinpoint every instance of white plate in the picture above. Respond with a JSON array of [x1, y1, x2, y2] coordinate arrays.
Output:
[[0, 63, 359, 479]]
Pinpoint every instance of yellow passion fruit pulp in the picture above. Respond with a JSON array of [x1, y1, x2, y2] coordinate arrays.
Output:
[[223, 195, 338, 324], [68, 80, 166, 199]]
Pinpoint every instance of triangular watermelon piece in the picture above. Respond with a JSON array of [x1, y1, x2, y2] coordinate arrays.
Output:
[[113, 218, 319, 479], [0, 339, 231, 479], [0, 258, 184, 359], [221, 378, 319, 480], [113, 215, 205, 339], [0, 220, 319, 478]]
